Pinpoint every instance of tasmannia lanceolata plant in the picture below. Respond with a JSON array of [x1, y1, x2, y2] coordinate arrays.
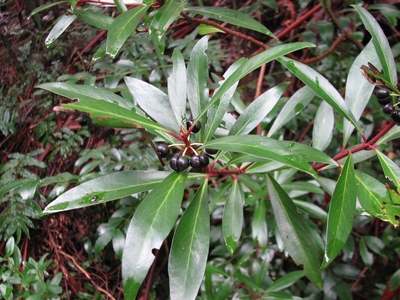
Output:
[[35, 1, 400, 299]]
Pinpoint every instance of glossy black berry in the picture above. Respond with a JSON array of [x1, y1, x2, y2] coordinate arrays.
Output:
[[382, 104, 394, 115], [170, 155, 180, 171], [190, 156, 202, 168], [156, 143, 169, 157], [376, 88, 390, 100], [176, 156, 190, 171], [205, 148, 218, 155], [378, 96, 392, 106], [186, 119, 201, 133], [391, 110, 400, 123], [199, 154, 209, 167]]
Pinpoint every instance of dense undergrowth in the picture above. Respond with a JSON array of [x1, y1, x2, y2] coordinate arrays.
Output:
[[1, 0, 400, 299]]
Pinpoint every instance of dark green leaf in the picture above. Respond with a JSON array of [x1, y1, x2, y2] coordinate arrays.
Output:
[[268, 86, 315, 137], [277, 56, 362, 133], [169, 179, 210, 300], [342, 41, 381, 145], [312, 101, 333, 151], [45, 15, 77, 47], [184, 7, 277, 39], [73, 9, 114, 30], [266, 174, 323, 289], [125, 77, 179, 132], [376, 150, 400, 194], [198, 24, 224, 35], [168, 50, 187, 126], [359, 237, 373, 268], [203, 136, 318, 176], [0, 178, 37, 198], [292, 200, 328, 220], [389, 269, 400, 291], [122, 171, 187, 299], [107, 4, 151, 58], [229, 82, 289, 136], [321, 155, 356, 269], [353, 5, 398, 86], [150, 0, 186, 42], [43, 171, 170, 214], [355, 170, 400, 227], [5, 237, 15, 258], [252, 199, 268, 250], [222, 180, 244, 256], [36, 82, 133, 110], [29, 1, 66, 18], [265, 270, 305, 292]]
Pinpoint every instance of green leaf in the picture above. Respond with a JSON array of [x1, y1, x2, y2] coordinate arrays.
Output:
[[353, 5, 398, 86], [184, 6, 277, 39], [61, 99, 169, 137], [342, 41, 381, 146], [125, 77, 179, 132], [222, 180, 244, 256], [29, 1, 66, 18], [252, 199, 268, 250], [321, 155, 356, 269], [355, 170, 400, 227], [36, 82, 133, 110], [377, 126, 400, 145], [277, 56, 362, 133], [359, 237, 373, 268], [207, 43, 314, 117], [122, 171, 187, 299], [312, 101, 334, 151], [168, 50, 187, 126], [369, 4, 400, 27], [0, 178, 37, 198], [169, 179, 210, 300], [389, 269, 400, 291], [43, 171, 170, 214], [150, 0, 186, 42], [376, 150, 400, 194], [107, 4, 151, 58], [229, 82, 289, 136], [5, 237, 15, 258], [266, 174, 323, 290], [292, 200, 328, 220], [203, 136, 317, 176], [73, 9, 115, 30], [45, 15, 77, 47], [267, 86, 315, 137], [198, 24, 224, 35], [187, 36, 209, 120], [265, 270, 305, 292]]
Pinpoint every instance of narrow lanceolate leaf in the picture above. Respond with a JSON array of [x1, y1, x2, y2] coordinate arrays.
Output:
[[207, 43, 314, 116], [312, 101, 334, 151], [377, 126, 400, 145], [229, 82, 289, 136], [277, 56, 362, 133], [353, 5, 398, 86], [252, 199, 268, 251], [169, 179, 210, 300], [355, 170, 400, 227], [168, 50, 187, 126], [376, 150, 400, 193], [266, 175, 323, 289], [204, 59, 245, 142], [265, 270, 305, 293], [342, 41, 381, 146], [43, 171, 169, 214], [73, 9, 114, 30], [268, 86, 315, 137], [122, 172, 187, 299], [36, 82, 134, 110], [184, 6, 277, 39], [187, 36, 209, 120], [125, 77, 179, 132], [321, 155, 356, 269], [203, 136, 317, 176], [107, 4, 151, 58], [61, 99, 169, 137], [150, 0, 186, 41], [45, 15, 77, 47], [222, 180, 244, 256]]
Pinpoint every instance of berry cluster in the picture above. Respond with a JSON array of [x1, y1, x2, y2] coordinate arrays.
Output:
[[155, 119, 218, 172], [376, 88, 400, 123]]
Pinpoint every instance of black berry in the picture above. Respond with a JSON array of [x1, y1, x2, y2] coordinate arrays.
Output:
[[205, 148, 218, 155], [170, 154, 180, 171], [190, 156, 202, 168], [177, 156, 190, 171], [378, 96, 392, 106], [199, 154, 209, 167], [376, 88, 390, 100], [186, 118, 201, 133], [156, 143, 169, 157], [382, 104, 394, 115], [391, 110, 400, 123]]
